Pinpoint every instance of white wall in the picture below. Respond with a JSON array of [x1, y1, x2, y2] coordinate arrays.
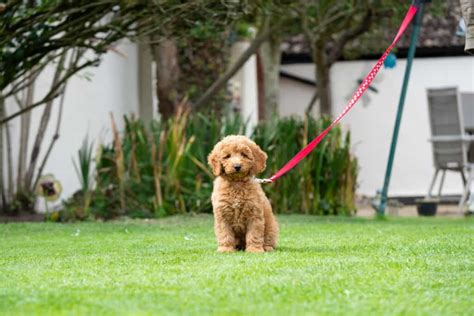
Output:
[[4, 41, 472, 208], [229, 41, 259, 135], [280, 56, 474, 197], [3, 39, 261, 210], [4, 40, 139, 207], [279, 77, 318, 117]]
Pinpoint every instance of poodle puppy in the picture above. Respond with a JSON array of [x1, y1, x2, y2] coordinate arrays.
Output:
[[208, 135, 278, 253]]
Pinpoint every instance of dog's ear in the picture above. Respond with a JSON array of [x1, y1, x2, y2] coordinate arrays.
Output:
[[207, 144, 221, 176], [249, 141, 267, 175]]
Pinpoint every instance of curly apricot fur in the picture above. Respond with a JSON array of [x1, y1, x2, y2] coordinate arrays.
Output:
[[208, 135, 279, 253]]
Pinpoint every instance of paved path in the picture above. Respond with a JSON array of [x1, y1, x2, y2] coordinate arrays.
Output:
[[356, 204, 465, 218]]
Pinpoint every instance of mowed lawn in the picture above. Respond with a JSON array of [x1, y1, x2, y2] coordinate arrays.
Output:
[[0, 215, 473, 315]]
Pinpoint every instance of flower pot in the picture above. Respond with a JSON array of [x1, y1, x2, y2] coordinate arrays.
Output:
[[416, 199, 438, 216]]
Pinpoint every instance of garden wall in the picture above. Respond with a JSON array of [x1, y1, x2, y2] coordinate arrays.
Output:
[[4, 41, 141, 209], [280, 56, 474, 198]]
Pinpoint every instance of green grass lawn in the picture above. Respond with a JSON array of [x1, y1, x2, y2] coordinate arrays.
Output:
[[1, 215, 473, 315]]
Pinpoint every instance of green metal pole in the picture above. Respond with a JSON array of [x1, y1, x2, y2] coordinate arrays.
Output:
[[378, 3, 425, 216]]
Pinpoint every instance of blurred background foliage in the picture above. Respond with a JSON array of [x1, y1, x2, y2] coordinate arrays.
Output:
[[2, 0, 448, 217], [62, 112, 357, 220]]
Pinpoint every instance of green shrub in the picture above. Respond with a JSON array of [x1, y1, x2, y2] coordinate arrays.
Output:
[[81, 111, 357, 219], [253, 116, 357, 215]]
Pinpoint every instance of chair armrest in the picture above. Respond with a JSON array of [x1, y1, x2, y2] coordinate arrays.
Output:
[[429, 135, 474, 143]]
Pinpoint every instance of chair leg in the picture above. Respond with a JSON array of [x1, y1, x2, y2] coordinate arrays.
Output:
[[460, 170, 469, 202], [459, 168, 473, 214], [437, 170, 446, 198], [427, 169, 439, 198], [461, 170, 467, 185]]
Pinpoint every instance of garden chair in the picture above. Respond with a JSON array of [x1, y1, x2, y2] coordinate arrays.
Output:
[[426, 87, 474, 212], [461, 92, 474, 131], [462, 92, 474, 162]]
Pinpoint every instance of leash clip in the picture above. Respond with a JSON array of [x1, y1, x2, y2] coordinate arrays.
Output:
[[255, 178, 273, 184]]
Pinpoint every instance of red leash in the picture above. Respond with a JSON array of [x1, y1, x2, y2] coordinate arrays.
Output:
[[260, 5, 418, 184]]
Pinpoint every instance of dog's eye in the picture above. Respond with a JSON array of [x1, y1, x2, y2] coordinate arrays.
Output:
[[241, 152, 249, 159], [223, 154, 231, 159]]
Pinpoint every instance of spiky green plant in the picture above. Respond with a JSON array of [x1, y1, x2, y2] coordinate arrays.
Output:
[[72, 136, 95, 217], [83, 113, 357, 219], [254, 115, 357, 215]]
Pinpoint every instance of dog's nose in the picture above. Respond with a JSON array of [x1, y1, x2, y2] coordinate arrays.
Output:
[[234, 164, 241, 171]]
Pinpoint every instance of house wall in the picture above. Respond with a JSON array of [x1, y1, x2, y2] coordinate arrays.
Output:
[[3, 40, 472, 209], [280, 56, 474, 197], [4, 40, 140, 207], [3, 39, 260, 209], [230, 41, 259, 135], [279, 77, 318, 117]]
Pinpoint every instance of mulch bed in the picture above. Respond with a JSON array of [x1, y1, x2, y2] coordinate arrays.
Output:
[[0, 213, 45, 223]]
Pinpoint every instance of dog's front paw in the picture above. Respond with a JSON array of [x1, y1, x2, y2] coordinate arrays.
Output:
[[264, 246, 274, 252], [217, 246, 236, 253], [246, 246, 264, 253]]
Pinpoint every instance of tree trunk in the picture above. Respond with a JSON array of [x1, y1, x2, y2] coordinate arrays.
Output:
[[193, 25, 273, 110], [151, 38, 181, 120], [137, 40, 154, 125], [259, 34, 281, 119], [0, 95, 5, 210], [5, 116, 13, 201], [17, 74, 35, 192], [25, 51, 67, 191], [33, 84, 68, 190], [256, 54, 265, 121], [305, 90, 319, 115], [314, 45, 332, 116]]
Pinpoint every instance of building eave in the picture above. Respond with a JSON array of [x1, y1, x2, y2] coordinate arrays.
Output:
[[281, 45, 468, 64]]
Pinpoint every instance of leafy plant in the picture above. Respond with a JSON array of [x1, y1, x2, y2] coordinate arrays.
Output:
[[75, 113, 357, 220], [72, 136, 95, 218], [253, 115, 357, 215]]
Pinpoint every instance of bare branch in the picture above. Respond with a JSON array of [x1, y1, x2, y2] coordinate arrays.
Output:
[[328, 8, 374, 65], [24, 50, 69, 189], [33, 72, 69, 190], [17, 70, 36, 191], [4, 52, 64, 98], [0, 58, 97, 125], [305, 90, 319, 115], [193, 22, 275, 110]]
